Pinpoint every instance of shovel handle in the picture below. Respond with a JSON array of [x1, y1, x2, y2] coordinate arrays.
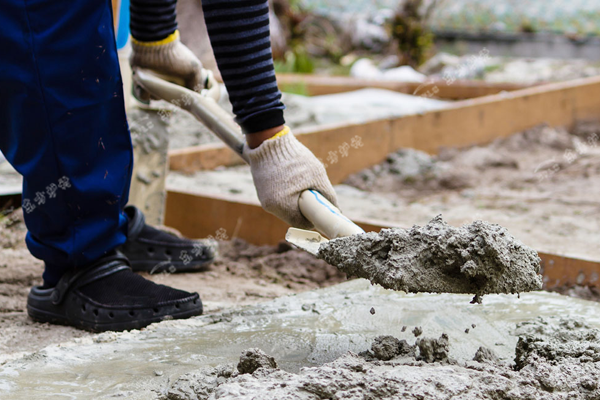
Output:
[[133, 68, 247, 161], [133, 68, 365, 238]]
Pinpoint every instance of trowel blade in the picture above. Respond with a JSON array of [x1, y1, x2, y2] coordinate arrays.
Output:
[[285, 228, 329, 256]]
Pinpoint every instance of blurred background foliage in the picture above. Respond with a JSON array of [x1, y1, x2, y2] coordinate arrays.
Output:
[[264, 0, 600, 78]]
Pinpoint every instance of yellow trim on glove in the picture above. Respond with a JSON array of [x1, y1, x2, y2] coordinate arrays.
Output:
[[131, 30, 180, 47], [268, 126, 290, 141]]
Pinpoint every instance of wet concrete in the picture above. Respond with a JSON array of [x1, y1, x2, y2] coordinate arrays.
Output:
[[167, 317, 600, 399], [318, 215, 542, 299], [3, 280, 600, 399]]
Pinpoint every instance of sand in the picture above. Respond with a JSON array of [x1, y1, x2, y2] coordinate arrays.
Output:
[[318, 215, 542, 299], [162, 89, 448, 150], [165, 121, 600, 264], [341, 122, 600, 261]]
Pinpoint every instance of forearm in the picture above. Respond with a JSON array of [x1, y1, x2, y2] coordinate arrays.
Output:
[[130, 0, 178, 42], [202, 0, 285, 135]]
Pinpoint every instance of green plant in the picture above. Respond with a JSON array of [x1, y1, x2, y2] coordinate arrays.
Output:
[[271, 0, 350, 74], [274, 47, 314, 74], [483, 64, 502, 74], [520, 19, 536, 34], [277, 81, 309, 96], [389, 0, 442, 67]]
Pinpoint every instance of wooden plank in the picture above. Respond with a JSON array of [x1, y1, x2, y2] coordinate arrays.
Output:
[[165, 188, 600, 288], [276, 73, 532, 99], [165, 190, 289, 245], [164, 189, 401, 246], [169, 76, 600, 183], [539, 252, 600, 289], [169, 143, 245, 174]]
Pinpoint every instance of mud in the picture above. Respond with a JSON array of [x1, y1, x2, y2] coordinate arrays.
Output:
[[5, 278, 600, 398], [416, 334, 451, 363], [166, 317, 600, 400], [473, 346, 500, 363], [514, 318, 600, 369], [237, 348, 278, 374], [370, 335, 414, 361], [340, 122, 600, 263], [344, 123, 586, 199], [318, 215, 542, 299]]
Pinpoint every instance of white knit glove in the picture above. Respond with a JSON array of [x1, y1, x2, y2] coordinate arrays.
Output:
[[130, 30, 217, 93], [243, 128, 339, 229]]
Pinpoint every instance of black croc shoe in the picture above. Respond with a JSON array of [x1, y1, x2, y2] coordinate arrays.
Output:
[[27, 253, 203, 332], [119, 205, 215, 273]]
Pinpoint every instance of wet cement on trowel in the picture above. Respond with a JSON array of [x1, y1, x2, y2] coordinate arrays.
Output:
[[167, 317, 600, 400], [318, 215, 542, 300]]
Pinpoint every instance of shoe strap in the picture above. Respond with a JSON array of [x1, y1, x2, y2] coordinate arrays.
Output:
[[51, 253, 131, 305], [125, 205, 146, 240]]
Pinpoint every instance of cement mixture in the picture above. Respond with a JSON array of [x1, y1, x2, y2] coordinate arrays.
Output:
[[5, 279, 600, 399], [317, 215, 542, 299], [165, 316, 600, 400]]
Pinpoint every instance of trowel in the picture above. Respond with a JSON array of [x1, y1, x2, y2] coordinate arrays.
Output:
[[131, 70, 544, 299], [132, 68, 364, 256]]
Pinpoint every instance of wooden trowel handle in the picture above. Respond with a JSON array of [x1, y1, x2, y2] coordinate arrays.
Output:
[[298, 190, 364, 238]]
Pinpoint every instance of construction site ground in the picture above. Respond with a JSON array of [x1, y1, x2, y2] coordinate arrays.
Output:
[[2, 85, 600, 398], [167, 121, 600, 262], [0, 214, 346, 360]]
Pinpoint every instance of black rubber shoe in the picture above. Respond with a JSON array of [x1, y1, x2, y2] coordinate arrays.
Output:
[[119, 205, 215, 273], [27, 253, 203, 332]]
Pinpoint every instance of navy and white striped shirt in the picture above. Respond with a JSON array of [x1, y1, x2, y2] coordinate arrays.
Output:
[[130, 0, 285, 133]]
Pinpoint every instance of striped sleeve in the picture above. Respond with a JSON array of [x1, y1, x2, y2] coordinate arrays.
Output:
[[202, 0, 285, 133], [130, 0, 179, 42]]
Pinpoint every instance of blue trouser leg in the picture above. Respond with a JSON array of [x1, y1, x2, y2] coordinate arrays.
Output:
[[0, 0, 133, 286]]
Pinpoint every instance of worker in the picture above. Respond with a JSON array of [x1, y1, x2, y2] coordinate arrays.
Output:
[[0, 0, 337, 332]]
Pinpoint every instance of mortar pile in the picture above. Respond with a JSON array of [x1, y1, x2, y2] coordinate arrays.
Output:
[[318, 215, 542, 299]]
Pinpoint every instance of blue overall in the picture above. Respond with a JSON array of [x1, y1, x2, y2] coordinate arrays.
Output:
[[0, 0, 133, 286]]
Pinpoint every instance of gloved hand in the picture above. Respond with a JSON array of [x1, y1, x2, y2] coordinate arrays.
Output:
[[243, 127, 339, 229], [130, 30, 216, 93]]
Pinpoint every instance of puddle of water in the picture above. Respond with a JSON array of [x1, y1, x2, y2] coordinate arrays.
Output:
[[2, 279, 600, 399]]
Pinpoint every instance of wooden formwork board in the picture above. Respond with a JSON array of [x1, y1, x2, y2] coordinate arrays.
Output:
[[165, 188, 600, 290], [169, 143, 245, 173], [276, 73, 531, 99], [169, 75, 600, 183], [164, 190, 289, 245], [539, 253, 600, 289]]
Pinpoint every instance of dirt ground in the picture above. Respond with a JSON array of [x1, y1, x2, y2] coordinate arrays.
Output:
[[0, 209, 345, 361], [2, 120, 600, 363], [343, 121, 600, 261], [166, 119, 600, 262]]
